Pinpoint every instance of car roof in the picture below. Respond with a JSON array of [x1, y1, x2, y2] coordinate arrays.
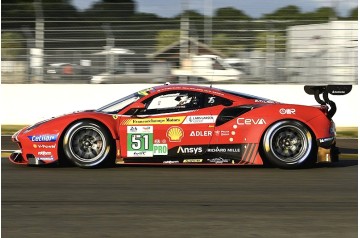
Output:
[[153, 84, 222, 93], [152, 84, 273, 102]]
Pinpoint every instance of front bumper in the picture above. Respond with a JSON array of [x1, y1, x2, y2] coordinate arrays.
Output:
[[9, 150, 27, 164], [9, 151, 56, 165], [317, 137, 339, 163]]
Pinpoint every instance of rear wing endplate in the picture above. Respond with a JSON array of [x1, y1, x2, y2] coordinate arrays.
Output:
[[304, 85, 352, 119]]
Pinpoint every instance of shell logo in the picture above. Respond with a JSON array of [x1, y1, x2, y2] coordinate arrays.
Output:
[[167, 126, 184, 142]]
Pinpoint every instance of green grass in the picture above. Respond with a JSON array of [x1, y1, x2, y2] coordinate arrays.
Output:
[[336, 127, 358, 138], [1, 124, 358, 138], [1, 125, 28, 135]]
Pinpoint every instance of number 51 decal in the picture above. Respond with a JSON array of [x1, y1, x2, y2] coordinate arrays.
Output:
[[127, 126, 154, 157]]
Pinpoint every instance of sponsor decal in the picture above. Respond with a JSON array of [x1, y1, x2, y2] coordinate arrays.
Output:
[[38, 151, 52, 156], [137, 87, 153, 96], [140, 126, 153, 133], [207, 146, 241, 153], [183, 115, 217, 124], [255, 99, 276, 104], [207, 157, 231, 164], [127, 126, 153, 157], [163, 160, 180, 164], [33, 144, 56, 149], [129, 126, 138, 132], [132, 151, 147, 157], [28, 134, 58, 142], [279, 108, 296, 115], [236, 118, 266, 125], [177, 146, 203, 155], [331, 90, 345, 94], [190, 131, 212, 137], [153, 144, 168, 155], [319, 137, 334, 143], [167, 126, 184, 142], [183, 159, 203, 163], [127, 126, 153, 133], [35, 157, 54, 161], [221, 131, 230, 136], [122, 116, 185, 125], [208, 97, 215, 103]]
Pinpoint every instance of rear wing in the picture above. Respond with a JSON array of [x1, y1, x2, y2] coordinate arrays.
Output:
[[304, 85, 352, 119]]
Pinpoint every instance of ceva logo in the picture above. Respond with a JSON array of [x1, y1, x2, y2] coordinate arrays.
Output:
[[236, 118, 266, 125]]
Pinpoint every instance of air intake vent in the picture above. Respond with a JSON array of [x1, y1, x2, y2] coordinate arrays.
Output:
[[216, 106, 253, 126]]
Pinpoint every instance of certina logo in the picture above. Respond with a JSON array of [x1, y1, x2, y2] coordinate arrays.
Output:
[[28, 134, 57, 142], [237, 118, 266, 125], [177, 146, 203, 154], [279, 108, 296, 115]]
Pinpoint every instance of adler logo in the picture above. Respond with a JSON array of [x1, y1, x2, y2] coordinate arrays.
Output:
[[237, 118, 266, 125]]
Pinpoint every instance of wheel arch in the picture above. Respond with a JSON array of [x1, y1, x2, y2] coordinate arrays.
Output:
[[258, 118, 317, 166], [57, 118, 117, 165]]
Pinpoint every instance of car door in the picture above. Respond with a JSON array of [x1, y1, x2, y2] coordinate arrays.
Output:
[[118, 90, 217, 164]]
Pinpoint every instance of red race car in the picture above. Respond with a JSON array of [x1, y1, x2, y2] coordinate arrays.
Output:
[[10, 84, 351, 169]]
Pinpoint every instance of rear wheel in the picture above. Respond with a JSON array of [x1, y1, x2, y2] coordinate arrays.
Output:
[[262, 120, 315, 169], [63, 121, 114, 168]]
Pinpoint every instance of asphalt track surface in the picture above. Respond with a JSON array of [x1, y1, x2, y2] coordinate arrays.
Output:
[[1, 137, 358, 238]]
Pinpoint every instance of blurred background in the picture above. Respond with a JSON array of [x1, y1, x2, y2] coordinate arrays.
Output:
[[1, 0, 358, 84]]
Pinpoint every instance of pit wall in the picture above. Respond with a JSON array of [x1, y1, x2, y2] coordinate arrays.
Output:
[[1, 84, 358, 127]]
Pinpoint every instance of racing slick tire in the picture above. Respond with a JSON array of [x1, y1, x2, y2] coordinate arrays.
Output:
[[262, 120, 315, 169], [63, 120, 114, 168]]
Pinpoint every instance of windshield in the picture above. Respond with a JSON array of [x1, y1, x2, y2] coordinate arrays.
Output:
[[97, 87, 154, 113], [220, 88, 274, 102]]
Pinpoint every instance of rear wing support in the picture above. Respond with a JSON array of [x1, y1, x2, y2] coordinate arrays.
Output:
[[304, 85, 352, 119]]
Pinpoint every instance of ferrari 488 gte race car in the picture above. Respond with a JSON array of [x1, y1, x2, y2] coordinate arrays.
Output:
[[10, 84, 351, 169]]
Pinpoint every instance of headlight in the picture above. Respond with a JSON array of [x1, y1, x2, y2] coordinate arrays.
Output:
[[24, 118, 53, 133]]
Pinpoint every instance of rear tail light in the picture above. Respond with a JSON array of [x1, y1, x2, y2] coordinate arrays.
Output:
[[319, 105, 329, 116]]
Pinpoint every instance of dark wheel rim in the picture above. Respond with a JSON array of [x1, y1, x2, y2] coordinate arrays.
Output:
[[269, 125, 311, 164], [69, 126, 106, 163]]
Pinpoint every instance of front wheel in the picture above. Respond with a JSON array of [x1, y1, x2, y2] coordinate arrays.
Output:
[[63, 121, 114, 168], [262, 120, 315, 169]]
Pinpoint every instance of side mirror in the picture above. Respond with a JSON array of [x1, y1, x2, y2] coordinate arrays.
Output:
[[131, 102, 146, 110], [130, 102, 146, 117]]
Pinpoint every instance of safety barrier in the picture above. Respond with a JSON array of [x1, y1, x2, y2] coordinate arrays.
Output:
[[1, 84, 358, 126]]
